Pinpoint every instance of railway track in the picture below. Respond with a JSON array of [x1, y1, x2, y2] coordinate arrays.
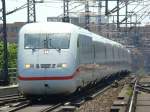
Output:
[[4, 100, 30, 112], [0, 83, 113, 112], [76, 75, 129, 112], [126, 76, 150, 112], [0, 94, 26, 106], [0, 97, 62, 112], [128, 77, 138, 112], [8, 103, 62, 112], [0, 74, 128, 112]]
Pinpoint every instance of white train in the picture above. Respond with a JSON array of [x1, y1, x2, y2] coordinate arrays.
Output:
[[18, 22, 131, 96]]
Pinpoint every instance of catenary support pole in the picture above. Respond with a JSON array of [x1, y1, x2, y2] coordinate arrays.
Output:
[[62, 0, 70, 22], [27, 0, 36, 23], [1, 0, 9, 85], [85, 1, 90, 30]]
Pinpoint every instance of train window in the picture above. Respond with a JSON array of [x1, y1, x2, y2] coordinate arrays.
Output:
[[78, 34, 93, 64], [47, 33, 70, 49], [24, 34, 44, 49], [94, 42, 106, 63], [24, 33, 70, 49]]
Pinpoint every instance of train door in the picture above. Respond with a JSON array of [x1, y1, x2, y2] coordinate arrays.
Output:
[[92, 41, 96, 82], [78, 34, 94, 86], [93, 42, 106, 80], [37, 35, 51, 95], [93, 41, 99, 81], [23, 34, 46, 94], [43, 33, 71, 95]]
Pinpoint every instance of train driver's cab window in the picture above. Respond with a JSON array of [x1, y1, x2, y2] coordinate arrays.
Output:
[[24, 34, 43, 49], [47, 33, 70, 49], [24, 33, 70, 49]]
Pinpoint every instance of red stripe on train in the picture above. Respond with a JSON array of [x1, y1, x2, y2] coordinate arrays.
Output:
[[18, 68, 80, 81]]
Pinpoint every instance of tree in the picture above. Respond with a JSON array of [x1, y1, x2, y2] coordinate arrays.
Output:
[[0, 41, 3, 69], [8, 43, 17, 68], [0, 41, 17, 69]]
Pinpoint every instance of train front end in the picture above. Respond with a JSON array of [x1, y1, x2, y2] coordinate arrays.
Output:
[[18, 23, 77, 96]]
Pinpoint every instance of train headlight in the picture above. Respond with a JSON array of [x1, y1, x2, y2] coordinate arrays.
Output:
[[57, 64, 68, 69], [62, 64, 68, 68], [25, 64, 34, 69]]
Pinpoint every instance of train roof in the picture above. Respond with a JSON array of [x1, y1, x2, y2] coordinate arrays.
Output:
[[91, 33, 123, 48], [19, 22, 78, 34], [20, 22, 125, 48]]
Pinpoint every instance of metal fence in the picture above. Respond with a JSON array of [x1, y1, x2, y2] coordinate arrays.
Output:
[[0, 68, 17, 85]]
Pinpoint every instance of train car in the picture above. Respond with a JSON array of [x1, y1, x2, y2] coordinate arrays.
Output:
[[18, 22, 131, 96]]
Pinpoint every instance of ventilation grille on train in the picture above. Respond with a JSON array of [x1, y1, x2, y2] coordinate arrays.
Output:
[[39, 64, 56, 68]]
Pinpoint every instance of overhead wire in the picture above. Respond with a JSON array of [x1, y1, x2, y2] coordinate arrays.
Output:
[[136, 5, 150, 23], [126, 1, 150, 31], [119, 1, 143, 24], [118, 0, 150, 25], [6, 3, 28, 15], [2, 0, 150, 26]]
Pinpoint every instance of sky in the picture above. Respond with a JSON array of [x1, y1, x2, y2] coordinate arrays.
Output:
[[0, 0, 121, 23], [0, 0, 150, 25], [0, 0, 64, 23]]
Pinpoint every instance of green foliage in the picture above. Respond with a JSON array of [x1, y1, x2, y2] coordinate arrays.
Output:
[[0, 41, 3, 69], [8, 43, 17, 68], [0, 41, 17, 69], [126, 85, 133, 96]]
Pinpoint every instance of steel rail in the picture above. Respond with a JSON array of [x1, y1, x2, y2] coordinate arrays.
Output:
[[0, 95, 23, 102], [70, 78, 122, 108], [0, 94, 20, 98], [7, 100, 31, 112], [89, 84, 112, 99], [136, 84, 150, 93], [0, 95, 26, 107], [128, 78, 137, 112], [40, 103, 62, 112]]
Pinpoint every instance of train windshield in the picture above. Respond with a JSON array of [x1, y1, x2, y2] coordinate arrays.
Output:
[[24, 33, 70, 49]]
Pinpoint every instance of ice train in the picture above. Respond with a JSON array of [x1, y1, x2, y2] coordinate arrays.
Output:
[[18, 22, 131, 96]]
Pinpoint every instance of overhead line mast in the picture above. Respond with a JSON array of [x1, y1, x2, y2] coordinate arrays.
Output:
[[62, 0, 70, 22], [98, 0, 102, 32], [1, 0, 8, 85], [27, 0, 36, 23], [85, 1, 90, 30], [117, 0, 120, 29]]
